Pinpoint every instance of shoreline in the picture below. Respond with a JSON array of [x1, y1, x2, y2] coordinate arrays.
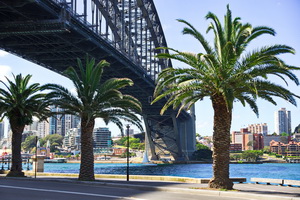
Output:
[[64, 160, 287, 164]]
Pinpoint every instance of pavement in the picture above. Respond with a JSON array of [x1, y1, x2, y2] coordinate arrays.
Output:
[[1, 174, 300, 200]]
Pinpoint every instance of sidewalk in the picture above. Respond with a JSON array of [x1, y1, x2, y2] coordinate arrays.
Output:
[[1, 174, 299, 200]]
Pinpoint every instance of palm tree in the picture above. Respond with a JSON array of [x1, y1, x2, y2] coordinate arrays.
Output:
[[0, 74, 51, 177], [152, 5, 300, 189], [46, 56, 143, 181]]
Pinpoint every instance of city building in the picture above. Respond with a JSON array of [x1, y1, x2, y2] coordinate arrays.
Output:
[[37, 120, 50, 138], [0, 121, 4, 141], [22, 130, 37, 142], [270, 140, 300, 156], [263, 135, 290, 147], [274, 108, 291, 135], [24, 121, 38, 132], [292, 133, 300, 142], [93, 127, 112, 149], [248, 123, 268, 136], [49, 106, 80, 136], [253, 134, 264, 150], [229, 143, 242, 152], [63, 128, 81, 150], [231, 127, 265, 150], [231, 128, 254, 150], [23, 119, 50, 139], [113, 148, 127, 156]]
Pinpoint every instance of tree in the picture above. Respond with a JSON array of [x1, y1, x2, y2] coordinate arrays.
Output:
[[22, 135, 37, 152], [294, 124, 300, 133], [196, 143, 210, 150], [242, 150, 263, 162], [152, 5, 299, 189], [263, 146, 270, 154], [280, 132, 289, 136], [40, 134, 63, 152], [46, 56, 143, 181], [0, 74, 51, 177], [114, 137, 129, 146], [128, 138, 141, 149], [230, 154, 241, 161], [192, 149, 213, 160]]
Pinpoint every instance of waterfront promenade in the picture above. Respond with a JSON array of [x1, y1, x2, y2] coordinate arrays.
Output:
[[0, 174, 299, 200]]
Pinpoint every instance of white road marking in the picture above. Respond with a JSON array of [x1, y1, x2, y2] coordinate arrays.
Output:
[[0, 184, 146, 200]]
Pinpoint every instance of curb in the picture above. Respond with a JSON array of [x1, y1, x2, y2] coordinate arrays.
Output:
[[1, 176, 300, 200]]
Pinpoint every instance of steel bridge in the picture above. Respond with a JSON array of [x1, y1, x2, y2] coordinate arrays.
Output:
[[0, 0, 196, 160]]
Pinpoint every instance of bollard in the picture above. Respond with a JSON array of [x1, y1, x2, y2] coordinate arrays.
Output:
[[32, 155, 45, 173]]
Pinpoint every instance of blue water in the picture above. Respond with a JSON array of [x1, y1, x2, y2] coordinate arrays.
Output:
[[42, 163, 300, 181]]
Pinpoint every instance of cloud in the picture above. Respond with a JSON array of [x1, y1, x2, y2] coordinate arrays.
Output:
[[0, 65, 12, 81], [0, 50, 9, 57]]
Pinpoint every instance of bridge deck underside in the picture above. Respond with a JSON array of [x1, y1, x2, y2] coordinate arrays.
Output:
[[0, 0, 193, 160]]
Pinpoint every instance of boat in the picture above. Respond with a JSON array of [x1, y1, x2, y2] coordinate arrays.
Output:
[[44, 158, 67, 163], [142, 149, 157, 166]]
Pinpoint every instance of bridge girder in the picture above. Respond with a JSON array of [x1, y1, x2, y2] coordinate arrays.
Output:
[[0, 0, 196, 161]]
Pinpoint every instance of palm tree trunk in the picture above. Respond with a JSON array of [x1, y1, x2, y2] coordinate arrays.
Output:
[[208, 94, 233, 189], [7, 118, 25, 177], [79, 116, 95, 181]]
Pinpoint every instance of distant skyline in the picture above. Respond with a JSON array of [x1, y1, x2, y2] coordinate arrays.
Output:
[[0, 0, 300, 136]]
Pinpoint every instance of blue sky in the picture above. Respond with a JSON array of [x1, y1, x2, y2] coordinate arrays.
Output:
[[0, 0, 300, 136]]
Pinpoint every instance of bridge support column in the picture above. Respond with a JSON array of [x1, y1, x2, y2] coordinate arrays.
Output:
[[175, 106, 196, 160], [143, 109, 195, 161], [143, 115, 159, 160]]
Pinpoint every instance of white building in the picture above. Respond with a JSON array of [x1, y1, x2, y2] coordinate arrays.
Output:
[[63, 128, 80, 150], [37, 120, 50, 138], [274, 108, 291, 135], [248, 123, 268, 136]]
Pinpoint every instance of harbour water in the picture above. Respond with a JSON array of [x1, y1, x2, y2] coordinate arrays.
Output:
[[42, 163, 300, 182]]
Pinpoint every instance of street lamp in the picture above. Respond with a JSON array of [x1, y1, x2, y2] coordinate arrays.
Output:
[[35, 136, 39, 179], [126, 124, 130, 181]]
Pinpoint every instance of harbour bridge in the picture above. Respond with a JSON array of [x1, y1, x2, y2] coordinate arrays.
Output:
[[0, 0, 196, 161]]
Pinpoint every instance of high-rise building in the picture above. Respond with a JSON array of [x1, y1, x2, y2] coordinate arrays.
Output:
[[24, 121, 38, 132], [37, 120, 50, 138], [274, 108, 291, 135], [63, 128, 80, 150], [93, 127, 112, 148], [49, 106, 80, 136], [248, 123, 268, 136], [0, 121, 4, 141]]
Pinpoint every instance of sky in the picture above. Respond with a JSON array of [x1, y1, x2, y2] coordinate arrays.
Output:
[[0, 0, 300, 136]]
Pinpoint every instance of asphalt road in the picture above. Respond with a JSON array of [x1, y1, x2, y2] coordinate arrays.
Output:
[[0, 179, 255, 200]]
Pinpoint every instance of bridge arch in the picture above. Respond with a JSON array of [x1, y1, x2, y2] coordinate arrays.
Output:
[[0, 0, 196, 161]]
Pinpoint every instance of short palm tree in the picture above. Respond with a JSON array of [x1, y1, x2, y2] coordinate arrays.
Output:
[[46, 56, 143, 181], [0, 74, 51, 177], [152, 5, 300, 189]]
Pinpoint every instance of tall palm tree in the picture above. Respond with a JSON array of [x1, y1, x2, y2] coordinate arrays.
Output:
[[0, 74, 51, 177], [152, 5, 300, 189], [46, 56, 143, 181]]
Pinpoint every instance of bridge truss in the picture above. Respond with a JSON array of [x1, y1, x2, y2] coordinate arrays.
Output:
[[0, 0, 196, 160]]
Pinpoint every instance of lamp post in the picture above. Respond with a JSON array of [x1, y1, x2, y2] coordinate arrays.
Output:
[[126, 124, 130, 181], [35, 136, 38, 179]]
